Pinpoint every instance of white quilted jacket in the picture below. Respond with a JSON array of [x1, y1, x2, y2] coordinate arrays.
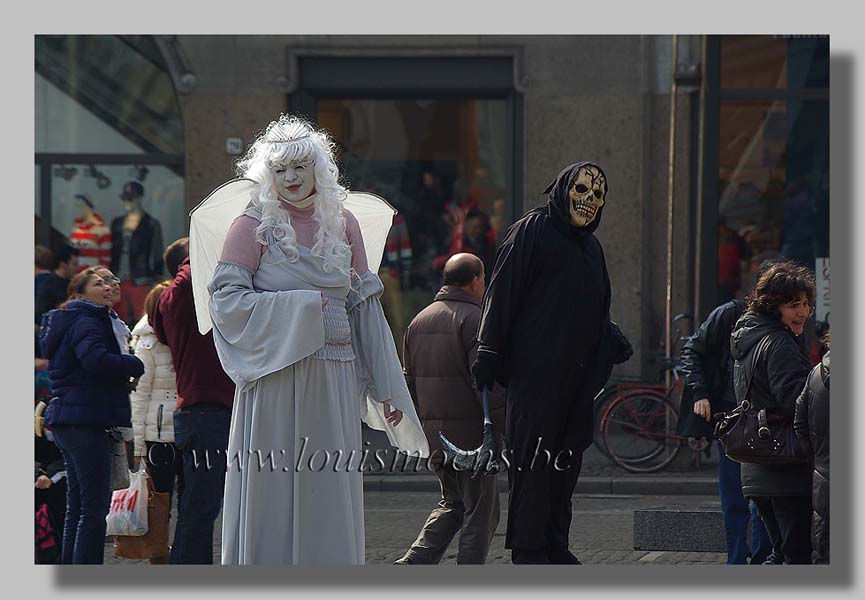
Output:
[[130, 315, 179, 455]]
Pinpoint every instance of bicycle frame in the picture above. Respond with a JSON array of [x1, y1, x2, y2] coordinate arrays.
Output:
[[600, 387, 685, 442], [600, 390, 685, 472]]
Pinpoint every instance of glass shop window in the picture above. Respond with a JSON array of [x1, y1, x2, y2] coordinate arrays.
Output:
[[720, 35, 828, 90], [317, 98, 513, 355], [49, 164, 186, 277], [716, 35, 829, 315], [717, 98, 828, 304]]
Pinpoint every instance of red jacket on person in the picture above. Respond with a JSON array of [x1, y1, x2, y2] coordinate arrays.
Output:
[[153, 257, 234, 410]]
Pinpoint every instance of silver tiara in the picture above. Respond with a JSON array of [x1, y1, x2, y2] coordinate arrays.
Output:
[[267, 134, 310, 144]]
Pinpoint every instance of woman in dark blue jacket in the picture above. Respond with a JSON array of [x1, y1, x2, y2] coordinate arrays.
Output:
[[40, 268, 144, 564]]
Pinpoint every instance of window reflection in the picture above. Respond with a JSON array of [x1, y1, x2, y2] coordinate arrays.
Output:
[[35, 35, 184, 155], [721, 35, 788, 89], [318, 99, 512, 354], [720, 35, 829, 90], [50, 164, 186, 272], [718, 98, 829, 303]]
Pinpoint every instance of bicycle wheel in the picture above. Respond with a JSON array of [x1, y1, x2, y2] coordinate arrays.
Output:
[[591, 386, 619, 457], [599, 390, 668, 466], [592, 384, 664, 457], [601, 392, 682, 474], [599, 388, 664, 465]]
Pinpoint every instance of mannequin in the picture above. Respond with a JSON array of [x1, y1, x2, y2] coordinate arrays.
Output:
[[110, 181, 164, 324], [69, 193, 111, 270]]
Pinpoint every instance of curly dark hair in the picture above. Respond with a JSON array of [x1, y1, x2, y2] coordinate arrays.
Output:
[[745, 260, 816, 320]]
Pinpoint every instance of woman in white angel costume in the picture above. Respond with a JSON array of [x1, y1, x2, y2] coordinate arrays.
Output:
[[206, 114, 429, 565]]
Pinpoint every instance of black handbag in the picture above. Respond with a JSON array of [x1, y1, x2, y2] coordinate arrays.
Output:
[[713, 333, 810, 466]]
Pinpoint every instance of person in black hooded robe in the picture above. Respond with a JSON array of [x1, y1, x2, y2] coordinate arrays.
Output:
[[471, 161, 632, 564]]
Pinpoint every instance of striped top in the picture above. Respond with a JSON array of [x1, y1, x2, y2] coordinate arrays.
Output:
[[70, 214, 111, 270]]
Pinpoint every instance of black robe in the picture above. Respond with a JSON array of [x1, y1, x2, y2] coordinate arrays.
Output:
[[477, 161, 616, 551]]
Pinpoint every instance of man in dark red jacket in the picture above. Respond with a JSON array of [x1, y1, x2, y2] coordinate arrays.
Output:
[[153, 237, 234, 564]]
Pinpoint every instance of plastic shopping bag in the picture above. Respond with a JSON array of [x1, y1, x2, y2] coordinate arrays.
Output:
[[105, 464, 149, 536]]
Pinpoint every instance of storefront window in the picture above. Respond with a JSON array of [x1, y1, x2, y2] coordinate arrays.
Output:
[[317, 98, 512, 352], [715, 37, 829, 312], [49, 164, 186, 276], [721, 35, 788, 89], [35, 35, 185, 272], [35, 35, 184, 155], [720, 35, 829, 91], [718, 100, 787, 302]]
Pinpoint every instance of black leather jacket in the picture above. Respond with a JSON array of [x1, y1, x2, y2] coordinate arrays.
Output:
[[110, 212, 164, 284], [680, 300, 745, 413]]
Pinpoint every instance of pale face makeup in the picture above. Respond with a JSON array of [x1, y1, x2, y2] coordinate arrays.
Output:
[[779, 291, 812, 335], [272, 160, 316, 206]]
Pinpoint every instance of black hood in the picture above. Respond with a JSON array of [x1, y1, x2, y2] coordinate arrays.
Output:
[[542, 161, 608, 237], [729, 311, 789, 362], [40, 299, 110, 359]]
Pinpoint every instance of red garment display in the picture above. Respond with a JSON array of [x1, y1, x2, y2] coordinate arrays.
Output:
[[70, 214, 112, 270]]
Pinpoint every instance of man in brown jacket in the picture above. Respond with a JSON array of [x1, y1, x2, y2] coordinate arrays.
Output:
[[394, 253, 506, 564]]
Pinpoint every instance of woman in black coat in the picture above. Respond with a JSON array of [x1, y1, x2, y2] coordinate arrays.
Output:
[[729, 260, 816, 564], [40, 268, 144, 564], [794, 344, 830, 564]]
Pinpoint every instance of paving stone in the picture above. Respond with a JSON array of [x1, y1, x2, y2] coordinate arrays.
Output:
[[633, 507, 725, 552]]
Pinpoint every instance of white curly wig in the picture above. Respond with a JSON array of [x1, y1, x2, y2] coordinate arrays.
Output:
[[235, 114, 352, 277]]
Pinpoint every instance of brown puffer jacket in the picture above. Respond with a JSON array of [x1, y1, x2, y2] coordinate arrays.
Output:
[[403, 286, 506, 459]]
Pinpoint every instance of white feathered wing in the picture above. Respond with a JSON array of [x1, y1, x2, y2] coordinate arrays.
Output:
[[188, 178, 396, 335]]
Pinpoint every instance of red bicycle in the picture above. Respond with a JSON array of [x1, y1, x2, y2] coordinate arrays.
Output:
[[595, 315, 710, 473]]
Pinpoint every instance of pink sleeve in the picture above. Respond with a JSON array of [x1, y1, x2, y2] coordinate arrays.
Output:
[[220, 215, 265, 272], [343, 210, 369, 274]]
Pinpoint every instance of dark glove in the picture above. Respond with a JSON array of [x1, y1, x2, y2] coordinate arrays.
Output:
[[610, 321, 633, 365], [471, 351, 497, 392]]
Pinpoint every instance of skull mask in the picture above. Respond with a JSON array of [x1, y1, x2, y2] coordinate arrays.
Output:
[[568, 165, 607, 227]]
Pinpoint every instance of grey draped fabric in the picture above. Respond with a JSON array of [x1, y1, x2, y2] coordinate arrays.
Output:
[[208, 211, 427, 565]]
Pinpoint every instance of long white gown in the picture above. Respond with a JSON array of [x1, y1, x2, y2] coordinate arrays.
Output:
[[208, 206, 429, 565]]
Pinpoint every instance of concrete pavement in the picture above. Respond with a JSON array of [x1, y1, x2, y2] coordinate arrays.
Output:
[[104, 490, 725, 566], [103, 439, 726, 566]]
